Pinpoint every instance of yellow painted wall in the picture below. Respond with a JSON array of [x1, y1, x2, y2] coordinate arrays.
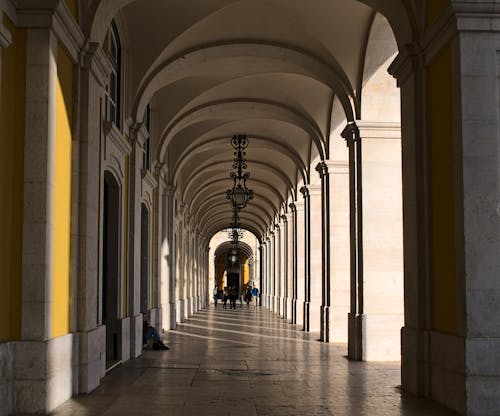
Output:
[[0, 16, 26, 342], [426, 0, 449, 25], [52, 44, 74, 338], [63, 0, 79, 21], [427, 42, 457, 334]]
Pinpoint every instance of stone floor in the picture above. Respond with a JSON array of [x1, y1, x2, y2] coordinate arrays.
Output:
[[51, 306, 457, 416]]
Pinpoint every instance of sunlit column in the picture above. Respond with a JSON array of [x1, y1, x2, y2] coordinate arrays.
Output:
[[259, 244, 264, 306], [294, 200, 305, 328], [276, 220, 283, 316], [281, 215, 290, 319], [271, 229, 277, 313], [160, 184, 176, 330], [299, 187, 311, 331], [289, 203, 298, 324]]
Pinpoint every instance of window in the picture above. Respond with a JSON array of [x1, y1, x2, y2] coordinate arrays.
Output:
[[105, 21, 121, 128]]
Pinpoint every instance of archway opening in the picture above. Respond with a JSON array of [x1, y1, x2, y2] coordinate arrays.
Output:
[[140, 203, 150, 315], [103, 171, 122, 368]]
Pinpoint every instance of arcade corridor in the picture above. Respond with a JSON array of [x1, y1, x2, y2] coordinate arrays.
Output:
[[1, 1, 499, 415], [51, 306, 455, 416]]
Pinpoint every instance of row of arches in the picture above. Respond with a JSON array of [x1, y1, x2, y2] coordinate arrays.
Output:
[[1, 1, 499, 415]]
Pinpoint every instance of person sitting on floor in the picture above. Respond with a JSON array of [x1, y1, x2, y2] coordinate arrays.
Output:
[[143, 320, 169, 350]]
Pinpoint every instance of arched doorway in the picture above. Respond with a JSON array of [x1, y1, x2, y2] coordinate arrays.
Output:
[[212, 238, 256, 299], [140, 203, 150, 315], [102, 171, 122, 368]]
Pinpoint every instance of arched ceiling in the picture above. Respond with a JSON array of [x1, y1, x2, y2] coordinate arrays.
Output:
[[87, 0, 411, 243]]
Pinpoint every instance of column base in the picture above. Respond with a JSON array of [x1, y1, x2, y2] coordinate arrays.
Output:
[[291, 298, 297, 324], [347, 312, 365, 360], [271, 296, 278, 313], [13, 334, 75, 414], [303, 301, 310, 331], [176, 299, 185, 323], [169, 301, 177, 329], [130, 314, 143, 359], [78, 325, 106, 394], [320, 305, 331, 342], [120, 317, 131, 362]]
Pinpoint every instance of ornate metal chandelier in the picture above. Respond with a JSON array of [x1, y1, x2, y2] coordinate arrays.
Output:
[[227, 207, 244, 244], [226, 135, 253, 210]]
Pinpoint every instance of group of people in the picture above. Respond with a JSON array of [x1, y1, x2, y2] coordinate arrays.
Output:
[[143, 285, 261, 351], [213, 285, 260, 309]]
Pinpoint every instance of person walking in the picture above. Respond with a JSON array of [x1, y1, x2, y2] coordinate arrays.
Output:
[[245, 286, 252, 307], [251, 286, 260, 309], [213, 285, 219, 307], [222, 287, 229, 309]]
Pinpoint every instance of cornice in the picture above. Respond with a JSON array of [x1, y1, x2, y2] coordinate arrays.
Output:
[[357, 121, 401, 140], [136, 124, 149, 147], [81, 42, 110, 87], [16, 0, 84, 62], [103, 121, 132, 157], [388, 43, 424, 86], [319, 160, 349, 175], [142, 169, 158, 191], [0, 23, 12, 48]]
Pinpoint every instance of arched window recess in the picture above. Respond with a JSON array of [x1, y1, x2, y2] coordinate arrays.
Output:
[[104, 20, 121, 129]]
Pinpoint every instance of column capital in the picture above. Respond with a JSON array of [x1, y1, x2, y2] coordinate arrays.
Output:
[[315, 161, 329, 179], [294, 200, 304, 212], [300, 185, 309, 198], [289, 202, 297, 213], [300, 183, 321, 198], [341, 122, 360, 147], [387, 42, 424, 86], [17, 0, 85, 62], [80, 42, 111, 87], [281, 214, 288, 224]]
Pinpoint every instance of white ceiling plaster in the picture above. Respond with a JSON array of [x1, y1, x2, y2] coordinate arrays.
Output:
[[91, 0, 406, 240]]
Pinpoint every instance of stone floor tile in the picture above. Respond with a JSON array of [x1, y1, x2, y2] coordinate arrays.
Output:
[[50, 307, 457, 416]]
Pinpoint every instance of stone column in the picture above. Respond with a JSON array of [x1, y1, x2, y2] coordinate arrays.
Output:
[[160, 184, 176, 330], [289, 203, 298, 324], [18, 25, 61, 413], [263, 240, 269, 308], [282, 213, 292, 321], [299, 187, 311, 331], [316, 161, 332, 342], [301, 185, 322, 332], [268, 232, 274, 310], [388, 43, 430, 399], [341, 122, 365, 360], [294, 200, 305, 328], [271, 229, 279, 313], [76, 41, 109, 393], [128, 127, 145, 359], [276, 220, 284, 316], [328, 161, 350, 344], [259, 244, 264, 306]]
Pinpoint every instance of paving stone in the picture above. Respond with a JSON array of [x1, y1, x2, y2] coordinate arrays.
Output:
[[50, 307, 456, 416]]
